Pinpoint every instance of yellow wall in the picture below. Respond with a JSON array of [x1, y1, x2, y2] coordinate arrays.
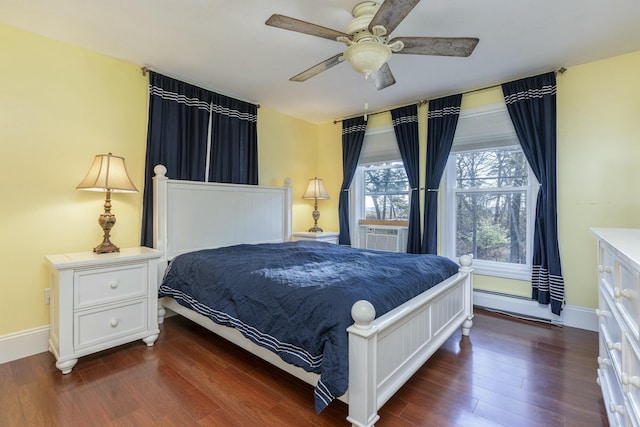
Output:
[[2, 19, 639, 338], [0, 24, 149, 335], [0, 23, 319, 336], [316, 122, 342, 231], [257, 107, 319, 232], [556, 52, 640, 307]]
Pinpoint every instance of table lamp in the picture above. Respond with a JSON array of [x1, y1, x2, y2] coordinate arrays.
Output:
[[302, 177, 329, 233], [76, 153, 138, 253]]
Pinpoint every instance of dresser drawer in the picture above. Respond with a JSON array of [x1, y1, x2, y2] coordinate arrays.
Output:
[[624, 336, 640, 425], [616, 258, 640, 340], [599, 360, 626, 427], [74, 263, 147, 309], [599, 242, 616, 298], [599, 289, 624, 377], [74, 299, 147, 350]]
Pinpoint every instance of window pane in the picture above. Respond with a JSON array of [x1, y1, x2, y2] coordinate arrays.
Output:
[[456, 191, 527, 263], [363, 162, 409, 220], [456, 148, 528, 189]]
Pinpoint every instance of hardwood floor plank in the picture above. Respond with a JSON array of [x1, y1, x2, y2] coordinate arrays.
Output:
[[0, 309, 607, 426], [0, 373, 27, 426]]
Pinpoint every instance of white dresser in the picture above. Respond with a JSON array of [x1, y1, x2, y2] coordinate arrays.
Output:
[[45, 247, 161, 374], [592, 228, 640, 427]]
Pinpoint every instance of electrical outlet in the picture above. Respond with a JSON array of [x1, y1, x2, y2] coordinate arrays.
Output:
[[44, 288, 50, 305]]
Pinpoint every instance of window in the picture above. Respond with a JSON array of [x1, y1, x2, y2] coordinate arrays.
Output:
[[362, 161, 409, 221], [442, 104, 537, 280], [349, 125, 409, 248]]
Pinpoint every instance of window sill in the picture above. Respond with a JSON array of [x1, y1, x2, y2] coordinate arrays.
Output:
[[359, 219, 409, 227], [450, 258, 531, 281]]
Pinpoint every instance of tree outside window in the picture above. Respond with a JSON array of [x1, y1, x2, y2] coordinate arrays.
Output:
[[363, 161, 409, 221], [454, 147, 528, 264]]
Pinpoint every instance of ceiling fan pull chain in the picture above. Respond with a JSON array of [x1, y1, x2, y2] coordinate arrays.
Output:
[[364, 72, 370, 120]]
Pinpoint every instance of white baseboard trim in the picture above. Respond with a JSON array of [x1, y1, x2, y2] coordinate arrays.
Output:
[[0, 325, 49, 365], [473, 289, 598, 332]]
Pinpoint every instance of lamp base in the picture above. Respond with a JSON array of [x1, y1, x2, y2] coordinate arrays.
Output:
[[94, 241, 120, 254], [94, 197, 119, 254], [308, 225, 324, 233]]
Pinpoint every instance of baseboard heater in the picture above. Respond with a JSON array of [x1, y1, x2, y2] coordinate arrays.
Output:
[[473, 288, 563, 326]]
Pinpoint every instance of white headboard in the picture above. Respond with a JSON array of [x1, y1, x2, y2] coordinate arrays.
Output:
[[152, 164, 292, 262]]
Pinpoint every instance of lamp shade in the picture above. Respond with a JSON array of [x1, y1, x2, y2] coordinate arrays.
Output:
[[76, 153, 137, 193], [302, 177, 329, 200]]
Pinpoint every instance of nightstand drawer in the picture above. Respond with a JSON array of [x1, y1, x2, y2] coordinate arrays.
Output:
[[75, 299, 147, 349], [74, 263, 147, 309]]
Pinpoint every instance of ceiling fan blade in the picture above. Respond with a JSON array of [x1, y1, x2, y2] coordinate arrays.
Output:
[[371, 63, 396, 90], [391, 36, 479, 57], [266, 14, 349, 42], [290, 53, 344, 82], [369, 0, 421, 35]]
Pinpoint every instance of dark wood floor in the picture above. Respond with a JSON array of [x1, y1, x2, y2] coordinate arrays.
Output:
[[0, 309, 607, 426]]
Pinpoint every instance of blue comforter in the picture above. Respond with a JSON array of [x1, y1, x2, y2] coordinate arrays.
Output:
[[158, 241, 459, 412]]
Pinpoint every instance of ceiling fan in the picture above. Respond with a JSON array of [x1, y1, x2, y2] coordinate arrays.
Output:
[[265, 0, 479, 90]]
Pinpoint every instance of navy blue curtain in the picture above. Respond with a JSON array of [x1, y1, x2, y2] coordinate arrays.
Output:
[[502, 72, 563, 315], [391, 104, 421, 253], [338, 117, 366, 245], [208, 93, 258, 184], [422, 94, 462, 254], [140, 72, 212, 247], [140, 72, 258, 247]]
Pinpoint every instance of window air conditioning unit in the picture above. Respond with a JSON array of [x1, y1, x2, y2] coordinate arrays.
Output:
[[364, 226, 407, 253]]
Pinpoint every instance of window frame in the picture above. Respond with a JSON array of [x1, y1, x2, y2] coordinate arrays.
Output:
[[441, 145, 538, 281], [350, 124, 410, 247]]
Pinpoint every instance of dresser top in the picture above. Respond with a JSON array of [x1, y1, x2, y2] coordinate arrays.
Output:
[[591, 228, 640, 269], [45, 247, 161, 269]]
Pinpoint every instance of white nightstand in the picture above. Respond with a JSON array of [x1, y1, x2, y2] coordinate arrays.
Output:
[[292, 231, 340, 244], [45, 247, 162, 374]]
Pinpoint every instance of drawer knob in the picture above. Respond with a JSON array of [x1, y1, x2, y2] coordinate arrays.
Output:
[[599, 265, 612, 273], [609, 402, 625, 415], [614, 288, 632, 299], [607, 341, 622, 351], [110, 318, 119, 328], [109, 280, 119, 289], [597, 356, 611, 368], [622, 373, 640, 388]]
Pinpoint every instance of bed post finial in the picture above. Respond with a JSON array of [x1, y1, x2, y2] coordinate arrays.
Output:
[[352, 300, 376, 329], [284, 177, 292, 187], [459, 254, 473, 271], [154, 164, 167, 177]]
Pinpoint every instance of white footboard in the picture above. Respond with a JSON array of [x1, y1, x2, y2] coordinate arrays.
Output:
[[346, 256, 474, 427]]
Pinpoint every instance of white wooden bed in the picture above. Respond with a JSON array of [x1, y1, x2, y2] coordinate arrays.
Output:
[[152, 165, 474, 427]]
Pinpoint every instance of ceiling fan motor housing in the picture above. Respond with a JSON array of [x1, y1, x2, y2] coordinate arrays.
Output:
[[341, 1, 403, 75]]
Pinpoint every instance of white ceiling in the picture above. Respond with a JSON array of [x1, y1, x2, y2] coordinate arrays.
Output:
[[2, 0, 639, 124]]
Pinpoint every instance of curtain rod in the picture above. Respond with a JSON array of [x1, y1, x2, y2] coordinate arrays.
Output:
[[140, 67, 261, 108], [332, 67, 567, 124]]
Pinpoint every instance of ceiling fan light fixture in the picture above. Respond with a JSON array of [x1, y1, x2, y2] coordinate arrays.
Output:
[[343, 40, 392, 76]]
